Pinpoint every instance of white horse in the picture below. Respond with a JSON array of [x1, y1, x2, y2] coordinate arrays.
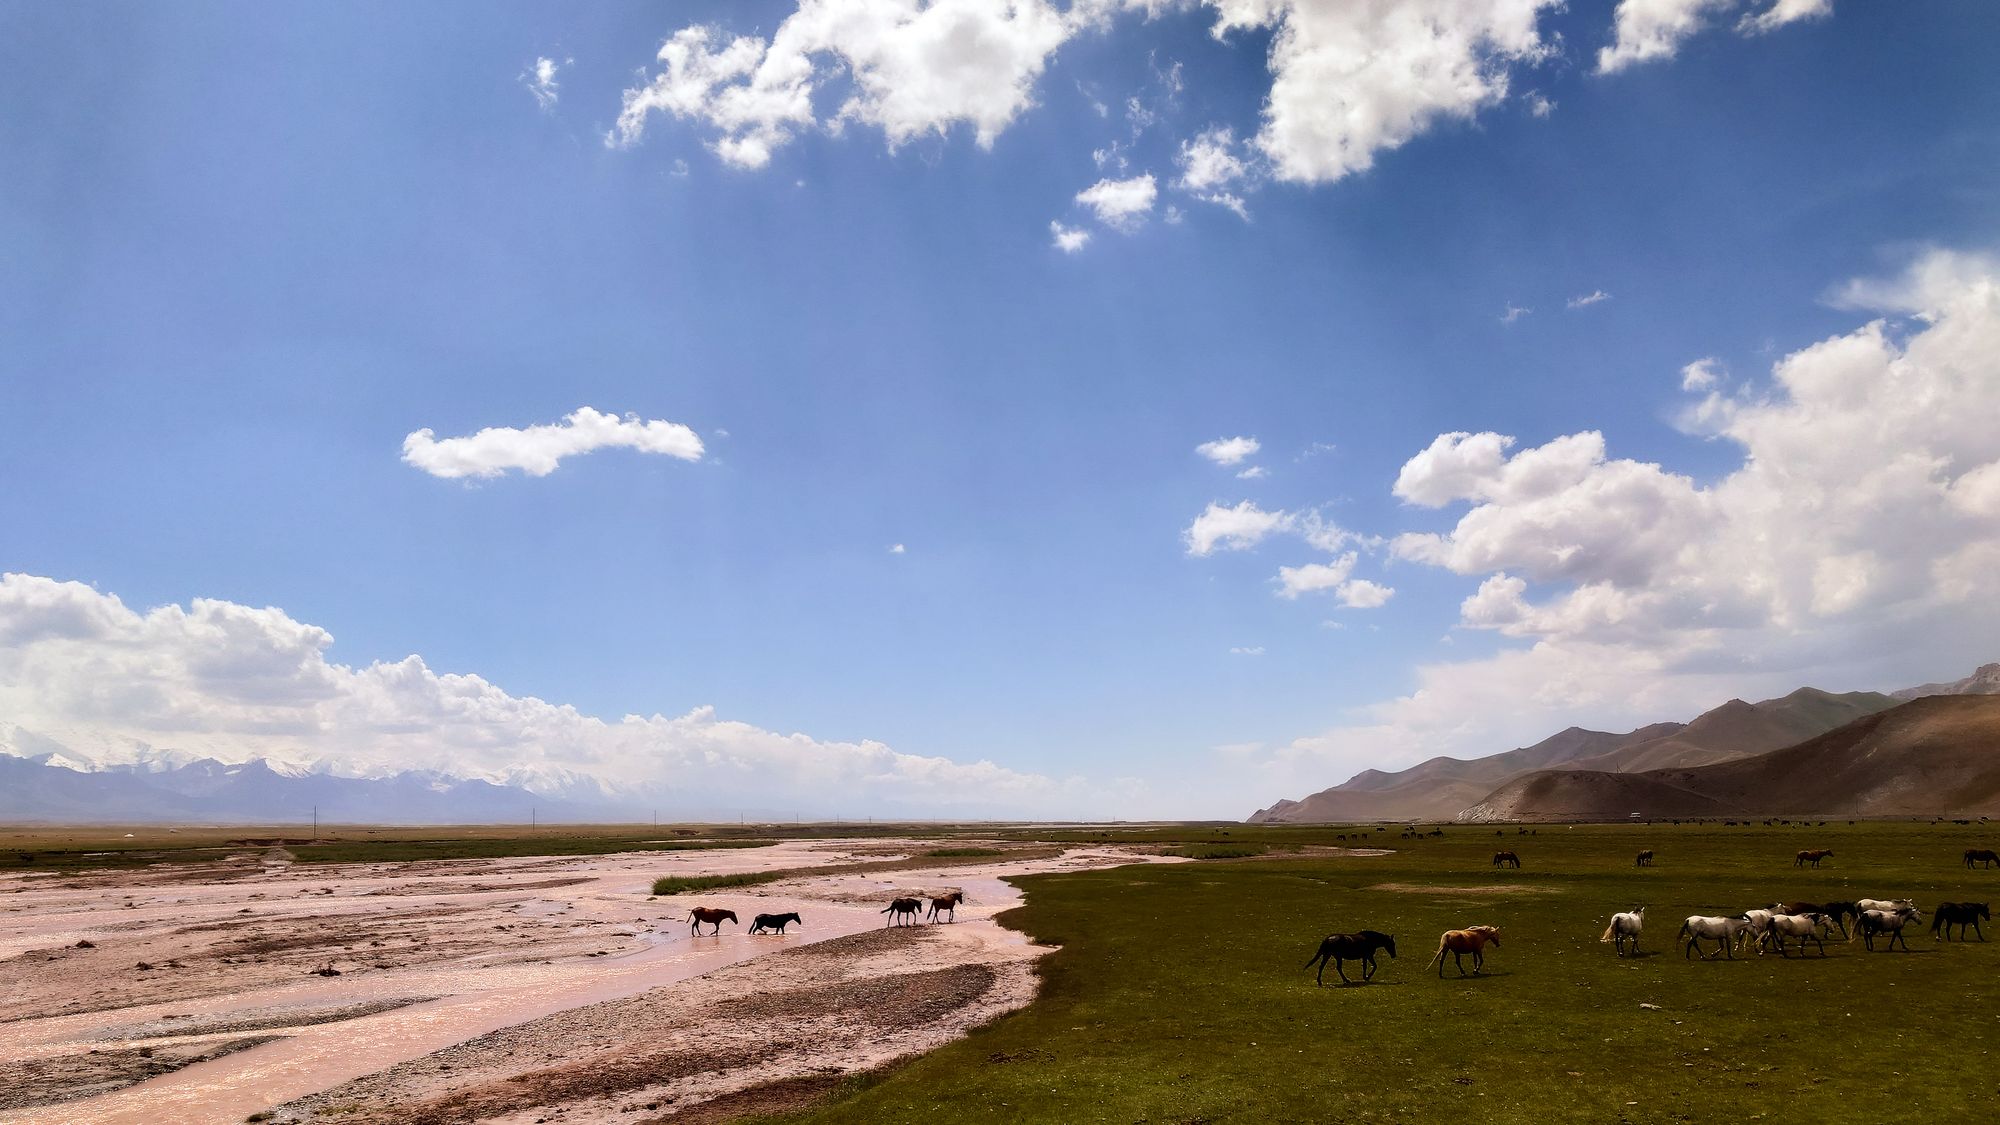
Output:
[[1856, 906, 1922, 951], [1679, 915, 1753, 959], [1763, 913, 1831, 957], [1600, 907, 1645, 956], [1857, 897, 1917, 915], [1737, 908, 1778, 953]]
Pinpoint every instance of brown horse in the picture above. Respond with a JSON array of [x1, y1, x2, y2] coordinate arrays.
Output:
[[687, 906, 737, 935], [881, 897, 923, 926], [1795, 849, 1833, 868], [1635, 849, 1654, 867], [1304, 930, 1396, 986], [1964, 849, 1999, 869], [1492, 851, 1521, 869], [1428, 926, 1500, 977], [926, 890, 967, 923]]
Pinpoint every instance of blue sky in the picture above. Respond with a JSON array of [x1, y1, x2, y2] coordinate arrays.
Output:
[[3, 1, 1999, 817]]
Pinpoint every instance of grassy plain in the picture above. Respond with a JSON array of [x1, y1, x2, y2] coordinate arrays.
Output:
[[777, 820, 2000, 1124]]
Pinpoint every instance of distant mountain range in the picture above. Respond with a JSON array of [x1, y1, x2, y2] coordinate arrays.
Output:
[[0, 752, 616, 825], [1250, 663, 2000, 824]]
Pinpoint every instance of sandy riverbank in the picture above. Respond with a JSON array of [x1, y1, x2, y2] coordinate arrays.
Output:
[[0, 838, 1167, 1124]]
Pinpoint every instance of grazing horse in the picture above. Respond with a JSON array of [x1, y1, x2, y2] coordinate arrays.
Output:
[[1304, 930, 1397, 985], [1795, 849, 1834, 868], [926, 890, 967, 923], [1635, 850, 1654, 867], [1931, 901, 1990, 941], [881, 897, 923, 927], [1678, 915, 1753, 959], [749, 912, 802, 934], [687, 906, 737, 936], [1965, 849, 2000, 869], [1763, 913, 1831, 957], [1599, 907, 1645, 956], [1856, 906, 1922, 951], [1492, 851, 1521, 869], [1428, 926, 1500, 977]]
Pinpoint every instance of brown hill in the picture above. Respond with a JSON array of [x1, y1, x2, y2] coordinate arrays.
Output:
[[1248, 688, 1893, 824], [1457, 695, 2000, 821]]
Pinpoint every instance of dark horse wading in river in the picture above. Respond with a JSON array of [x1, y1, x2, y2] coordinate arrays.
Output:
[[686, 907, 737, 935], [1304, 930, 1396, 986], [749, 912, 802, 934], [881, 897, 923, 926]]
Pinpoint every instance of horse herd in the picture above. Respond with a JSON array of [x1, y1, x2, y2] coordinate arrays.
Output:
[[670, 891, 968, 936], [1305, 846, 1996, 986]]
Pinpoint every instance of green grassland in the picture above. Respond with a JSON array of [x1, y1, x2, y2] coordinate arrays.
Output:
[[779, 820, 2000, 1124]]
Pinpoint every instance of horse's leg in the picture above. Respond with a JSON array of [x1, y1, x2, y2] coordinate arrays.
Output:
[[1336, 958, 1354, 985]]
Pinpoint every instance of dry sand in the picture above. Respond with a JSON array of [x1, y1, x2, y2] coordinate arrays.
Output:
[[0, 838, 1168, 1124]]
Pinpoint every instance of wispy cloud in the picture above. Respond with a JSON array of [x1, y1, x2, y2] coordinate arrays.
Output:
[[1500, 303, 1533, 324], [523, 56, 564, 110], [1567, 289, 1612, 309], [402, 407, 704, 480]]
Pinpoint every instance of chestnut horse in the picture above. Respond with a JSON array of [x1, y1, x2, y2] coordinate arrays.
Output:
[[1964, 849, 2000, 869], [1795, 849, 1833, 868], [1492, 851, 1521, 868], [881, 897, 923, 926], [687, 906, 737, 935], [1304, 930, 1396, 986], [1428, 926, 1500, 977], [926, 891, 967, 923]]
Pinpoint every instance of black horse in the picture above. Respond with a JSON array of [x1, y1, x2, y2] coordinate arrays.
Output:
[[1931, 901, 1989, 941], [749, 911, 802, 934], [1304, 930, 1396, 986], [881, 897, 923, 926], [1965, 849, 2000, 869], [1785, 900, 1860, 940]]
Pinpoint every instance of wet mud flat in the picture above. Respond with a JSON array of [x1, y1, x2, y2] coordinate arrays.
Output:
[[0, 839, 1161, 1123]]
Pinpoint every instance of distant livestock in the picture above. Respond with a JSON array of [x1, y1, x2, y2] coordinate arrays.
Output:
[[1965, 849, 1999, 868], [1795, 849, 1834, 868], [1492, 851, 1521, 869], [1635, 849, 1654, 867], [1428, 926, 1501, 977], [1599, 908, 1644, 956], [1304, 930, 1397, 986]]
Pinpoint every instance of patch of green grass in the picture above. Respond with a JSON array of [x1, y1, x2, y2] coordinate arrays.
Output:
[[771, 820, 2000, 1124], [651, 871, 782, 896], [925, 847, 1006, 858], [1164, 843, 1270, 859]]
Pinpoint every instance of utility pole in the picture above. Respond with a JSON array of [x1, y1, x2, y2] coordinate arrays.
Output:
[[312, 805, 317, 840], [531, 806, 536, 830]]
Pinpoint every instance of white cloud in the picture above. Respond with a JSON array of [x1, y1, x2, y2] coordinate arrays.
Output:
[[1527, 92, 1555, 118], [1500, 302, 1532, 324], [1278, 247, 2000, 783], [1075, 173, 1158, 230], [1567, 289, 1611, 309], [401, 407, 704, 480], [1337, 578, 1395, 608], [1598, 0, 1832, 74], [889, 543, 907, 554], [1680, 356, 1723, 391], [1276, 554, 1356, 599], [1195, 435, 1260, 466], [611, 2, 1071, 165], [1229, 646, 1265, 656], [0, 574, 1071, 815], [1236, 465, 1269, 480], [1184, 500, 1292, 556], [523, 56, 564, 109], [1174, 124, 1257, 216], [1212, 0, 1562, 185], [1050, 220, 1092, 253]]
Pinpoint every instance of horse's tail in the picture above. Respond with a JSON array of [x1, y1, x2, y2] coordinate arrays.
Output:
[[1303, 944, 1327, 970], [1426, 937, 1449, 969], [1600, 920, 1616, 943], [879, 906, 894, 913]]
